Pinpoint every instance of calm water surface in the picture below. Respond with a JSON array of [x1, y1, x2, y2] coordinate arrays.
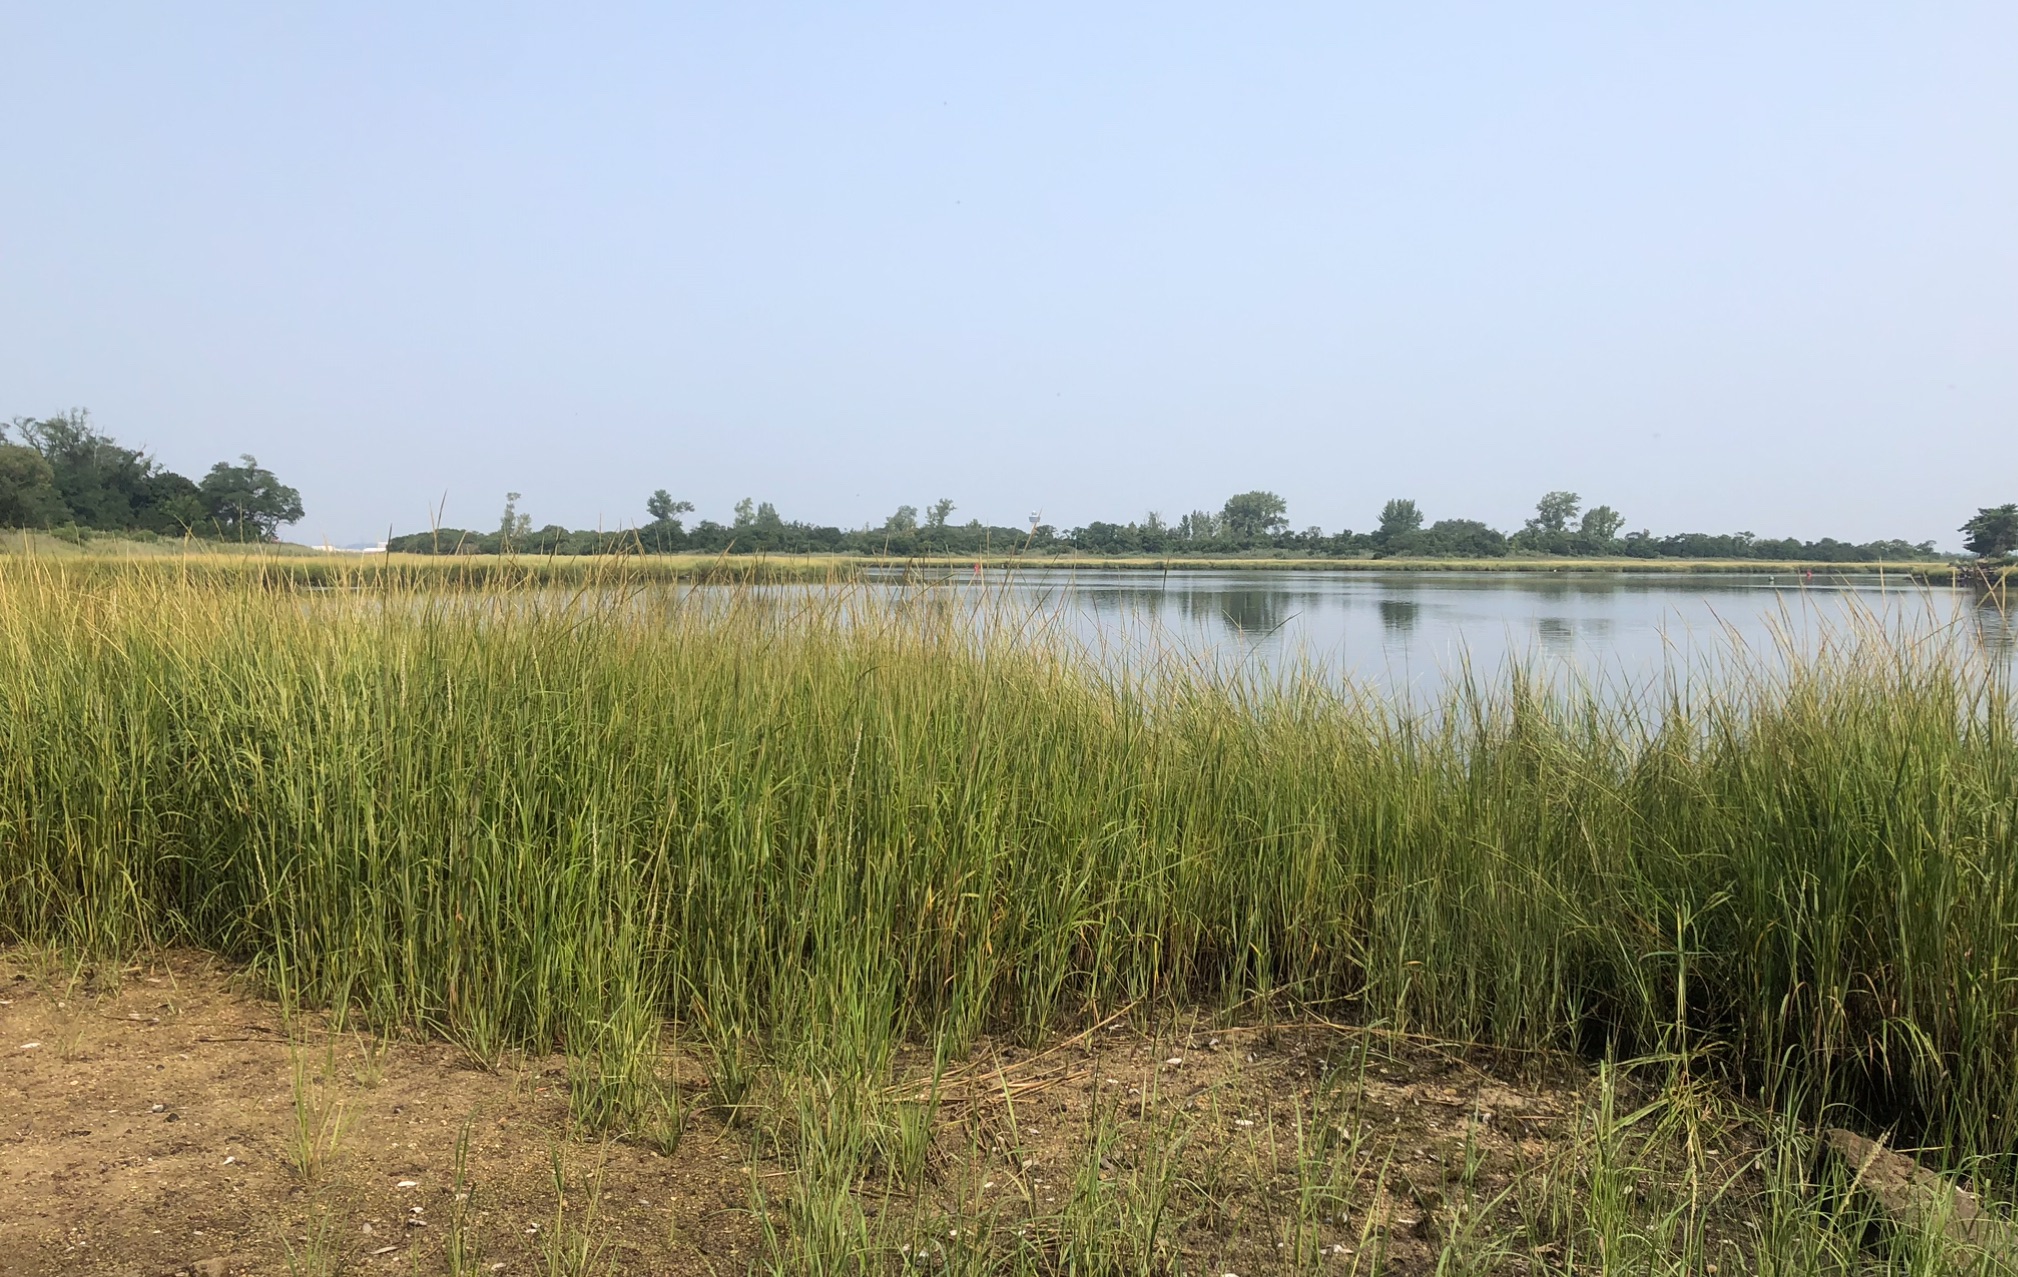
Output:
[[878, 569, 2014, 697]]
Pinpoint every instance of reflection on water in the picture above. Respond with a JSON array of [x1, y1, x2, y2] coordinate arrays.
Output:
[[1213, 589, 1296, 636], [1974, 598, 2018, 658], [1378, 598, 1418, 634], [1536, 615, 1618, 657], [1536, 617, 1574, 655], [876, 568, 2014, 695]]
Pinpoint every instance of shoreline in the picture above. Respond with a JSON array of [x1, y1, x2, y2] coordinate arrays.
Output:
[[1, 536, 1997, 583], [860, 554, 1978, 577]]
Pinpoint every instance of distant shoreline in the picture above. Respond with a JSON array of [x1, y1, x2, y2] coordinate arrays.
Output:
[[2, 533, 1998, 584], [859, 554, 1975, 578]]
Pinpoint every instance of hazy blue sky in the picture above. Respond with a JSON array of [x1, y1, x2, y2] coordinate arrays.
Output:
[[3, 4, 2012, 546]]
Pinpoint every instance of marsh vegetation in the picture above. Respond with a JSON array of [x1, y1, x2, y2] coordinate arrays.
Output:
[[2, 557, 2015, 1272]]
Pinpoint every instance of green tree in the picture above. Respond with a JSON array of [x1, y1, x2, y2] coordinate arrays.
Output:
[[200, 455, 305, 541], [640, 490, 694, 553], [1137, 510, 1169, 553], [645, 490, 694, 523], [1579, 504, 1625, 543], [153, 491, 211, 534], [0, 443, 66, 527], [925, 498, 956, 530], [141, 470, 208, 534], [1376, 498, 1423, 544], [1961, 504, 2018, 558], [494, 491, 531, 550], [13, 409, 180, 530], [884, 505, 919, 533], [1220, 491, 1288, 540], [1421, 518, 1506, 557], [1527, 491, 1581, 535]]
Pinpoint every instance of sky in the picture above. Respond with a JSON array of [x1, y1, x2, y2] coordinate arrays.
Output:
[[2, 4, 2012, 548]]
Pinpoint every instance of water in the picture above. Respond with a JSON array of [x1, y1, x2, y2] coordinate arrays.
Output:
[[880, 567, 2015, 697]]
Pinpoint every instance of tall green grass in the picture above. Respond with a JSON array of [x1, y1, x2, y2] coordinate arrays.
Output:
[[0, 559, 2012, 1171]]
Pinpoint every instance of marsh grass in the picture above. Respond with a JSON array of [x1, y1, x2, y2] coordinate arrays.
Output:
[[286, 1039, 349, 1185], [539, 1141, 612, 1277], [1, 557, 2015, 1266], [280, 1205, 347, 1277], [0, 547, 863, 588], [445, 1119, 487, 1277]]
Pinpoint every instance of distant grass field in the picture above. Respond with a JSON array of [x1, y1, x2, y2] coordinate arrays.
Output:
[[0, 529, 331, 557], [0, 541, 864, 584]]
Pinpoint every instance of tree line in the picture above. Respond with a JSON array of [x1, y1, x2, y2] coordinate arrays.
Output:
[[390, 487, 1972, 561], [0, 411, 304, 541], [6, 409, 2001, 561]]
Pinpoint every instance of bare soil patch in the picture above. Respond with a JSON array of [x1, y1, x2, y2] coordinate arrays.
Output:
[[0, 950, 757, 1276], [2, 950, 1772, 1275]]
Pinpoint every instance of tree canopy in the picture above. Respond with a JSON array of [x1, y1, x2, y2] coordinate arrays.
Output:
[[0, 445, 65, 528], [0, 410, 304, 539], [200, 456, 304, 541], [1527, 491, 1581, 535], [385, 484, 1953, 564], [1961, 505, 2018, 559], [1, 406, 1972, 564], [1376, 498, 1423, 546], [1220, 491, 1288, 539]]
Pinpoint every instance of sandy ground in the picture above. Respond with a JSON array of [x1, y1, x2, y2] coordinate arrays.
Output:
[[0, 951, 756, 1276], [1, 949, 1751, 1275]]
